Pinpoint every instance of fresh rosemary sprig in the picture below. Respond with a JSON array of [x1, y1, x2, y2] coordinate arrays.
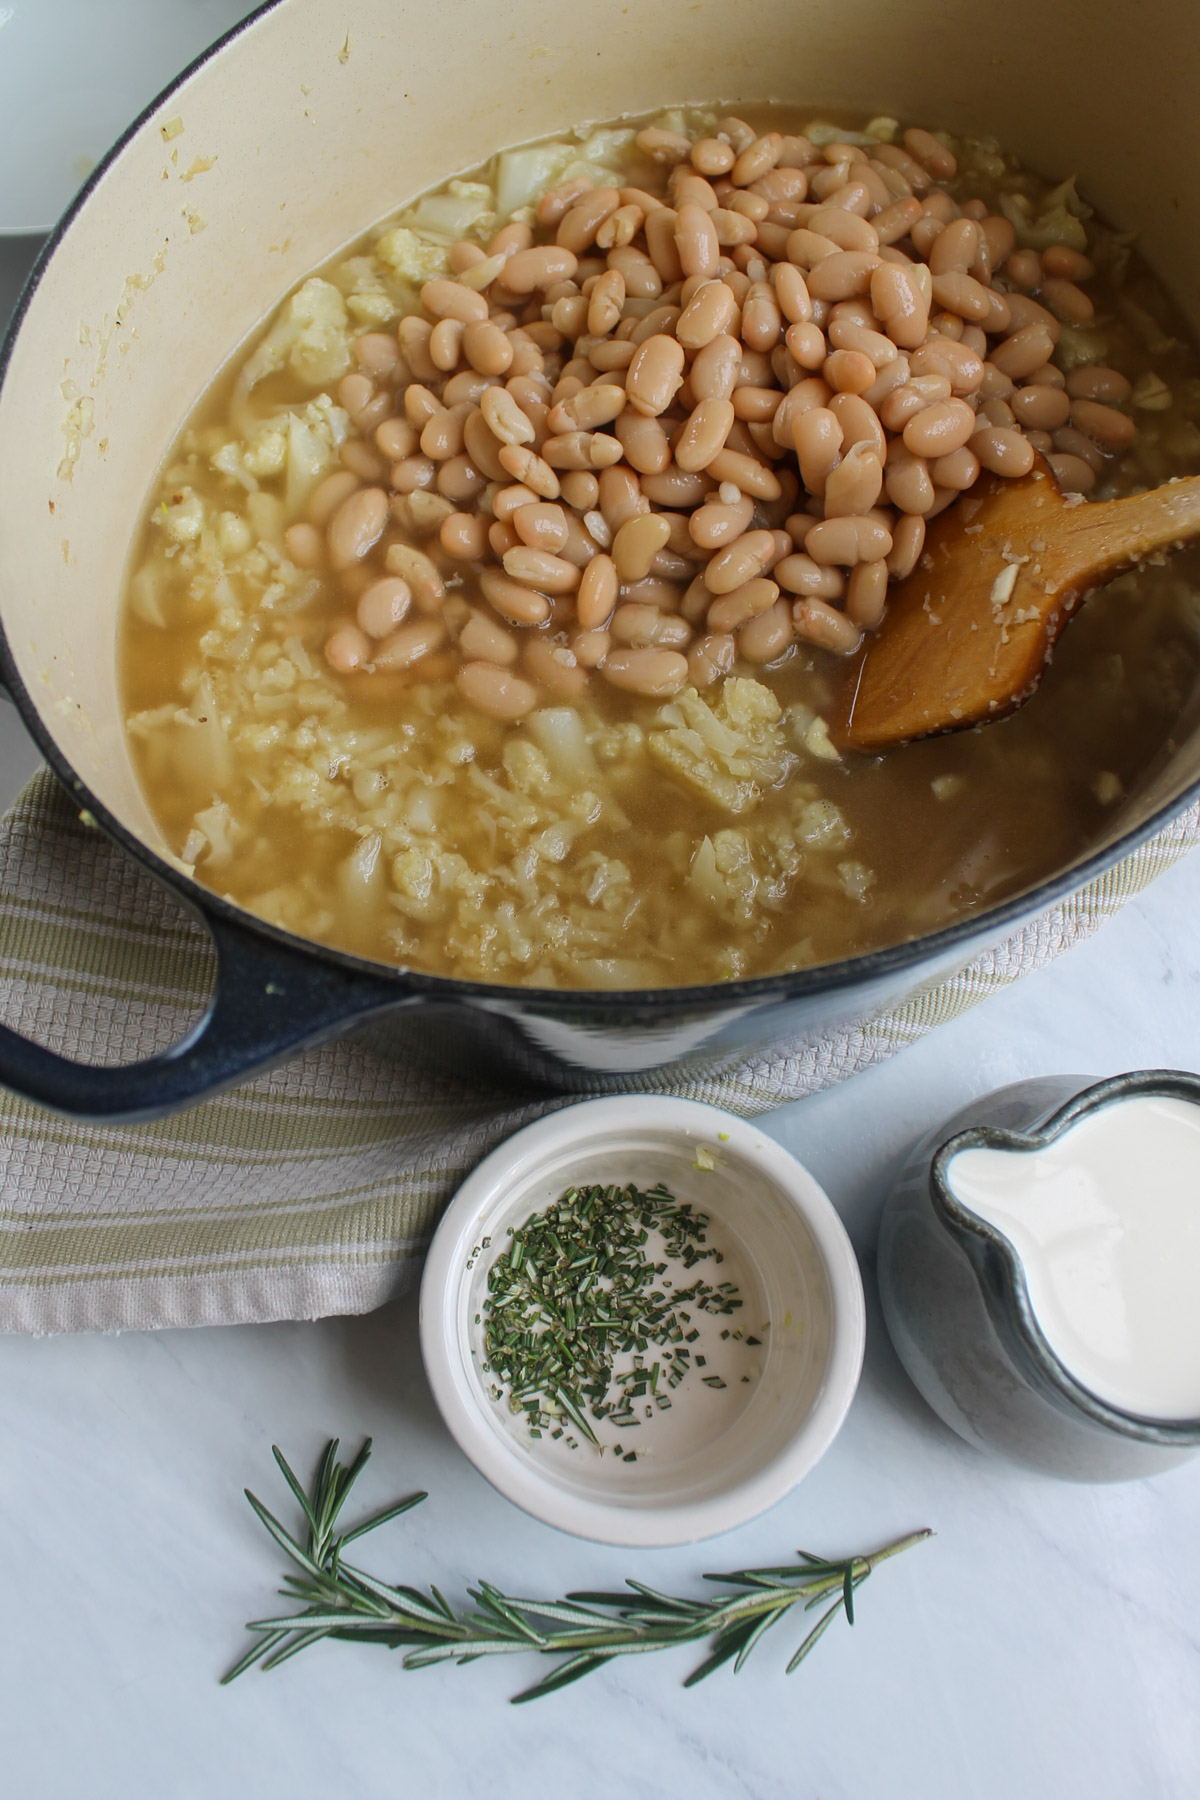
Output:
[[223, 1436, 931, 1702]]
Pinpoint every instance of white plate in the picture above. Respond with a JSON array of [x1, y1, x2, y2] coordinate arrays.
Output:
[[0, 0, 261, 233]]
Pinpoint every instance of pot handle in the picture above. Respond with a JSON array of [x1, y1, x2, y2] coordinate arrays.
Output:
[[0, 907, 402, 1123]]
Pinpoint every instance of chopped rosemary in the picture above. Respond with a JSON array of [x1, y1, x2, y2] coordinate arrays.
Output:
[[479, 1181, 749, 1447], [224, 1436, 932, 1701]]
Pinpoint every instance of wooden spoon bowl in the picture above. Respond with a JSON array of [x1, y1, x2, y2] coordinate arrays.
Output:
[[837, 457, 1200, 752]]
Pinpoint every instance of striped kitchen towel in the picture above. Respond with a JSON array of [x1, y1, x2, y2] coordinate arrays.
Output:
[[0, 767, 1195, 1334]]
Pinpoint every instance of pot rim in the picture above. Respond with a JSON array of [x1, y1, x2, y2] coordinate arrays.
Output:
[[929, 1069, 1200, 1445], [2, 0, 1198, 1012]]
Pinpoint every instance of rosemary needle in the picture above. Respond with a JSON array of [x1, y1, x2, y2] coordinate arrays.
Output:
[[481, 1181, 746, 1446], [223, 1436, 932, 1702]]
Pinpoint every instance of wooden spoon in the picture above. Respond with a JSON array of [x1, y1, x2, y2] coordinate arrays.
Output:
[[837, 457, 1200, 751]]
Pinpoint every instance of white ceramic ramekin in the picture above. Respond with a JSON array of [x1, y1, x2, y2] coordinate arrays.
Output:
[[419, 1096, 865, 1546]]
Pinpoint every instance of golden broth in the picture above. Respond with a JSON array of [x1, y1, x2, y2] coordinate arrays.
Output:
[[120, 107, 1200, 987]]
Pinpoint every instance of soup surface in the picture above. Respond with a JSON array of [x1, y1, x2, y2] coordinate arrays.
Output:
[[121, 106, 1200, 988]]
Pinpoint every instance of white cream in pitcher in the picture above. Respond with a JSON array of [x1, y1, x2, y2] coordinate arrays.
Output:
[[947, 1095, 1200, 1420]]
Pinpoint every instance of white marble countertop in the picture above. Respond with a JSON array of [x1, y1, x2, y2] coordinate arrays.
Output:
[[2, 216, 1199, 1800]]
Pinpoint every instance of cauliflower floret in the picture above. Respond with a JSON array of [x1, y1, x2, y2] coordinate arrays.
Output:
[[257, 657, 298, 695], [215, 512, 253, 558], [392, 847, 434, 904], [795, 798, 850, 849], [242, 427, 288, 478], [999, 176, 1091, 253], [159, 487, 205, 544], [334, 255, 399, 326], [494, 144, 577, 218], [502, 739, 553, 793], [212, 394, 349, 510], [374, 227, 451, 283], [721, 676, 784, 737], [191, 800, 242, 866], [346, 290, 397, 326], [785, 704, 841, 762], [1052, 326, 1110, 372], [235, 278, 352, 398], [285, 395, 349, 511], [648, 679, 795, 814], [686, 829, 759, 920], [576, 126, 638, 165], [398, 180, 497, 245], [211, 439, 255, 490], [283, 278, 353, 385], [838, 860, 874, 902]]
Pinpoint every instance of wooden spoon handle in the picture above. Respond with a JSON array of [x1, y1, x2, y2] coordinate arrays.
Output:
[[1049, 472, 1200, 590]]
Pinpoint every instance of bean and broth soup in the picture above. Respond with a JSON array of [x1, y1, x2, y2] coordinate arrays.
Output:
[[121, 106, 1200, 987]]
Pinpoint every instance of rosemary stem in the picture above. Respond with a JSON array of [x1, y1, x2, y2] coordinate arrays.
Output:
[[788, 1531, 935, 1603], [224, 1438, 933, 1702]]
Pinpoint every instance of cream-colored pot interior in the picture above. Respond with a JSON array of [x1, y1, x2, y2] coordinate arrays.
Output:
[[1, 0, 1198, 876]]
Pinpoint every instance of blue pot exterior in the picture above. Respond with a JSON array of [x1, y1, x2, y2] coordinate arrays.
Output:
[[0, 840, 986, 1120]]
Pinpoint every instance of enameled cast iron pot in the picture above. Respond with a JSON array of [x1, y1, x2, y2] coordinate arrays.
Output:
[[1, 0, 1198, 1122]]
